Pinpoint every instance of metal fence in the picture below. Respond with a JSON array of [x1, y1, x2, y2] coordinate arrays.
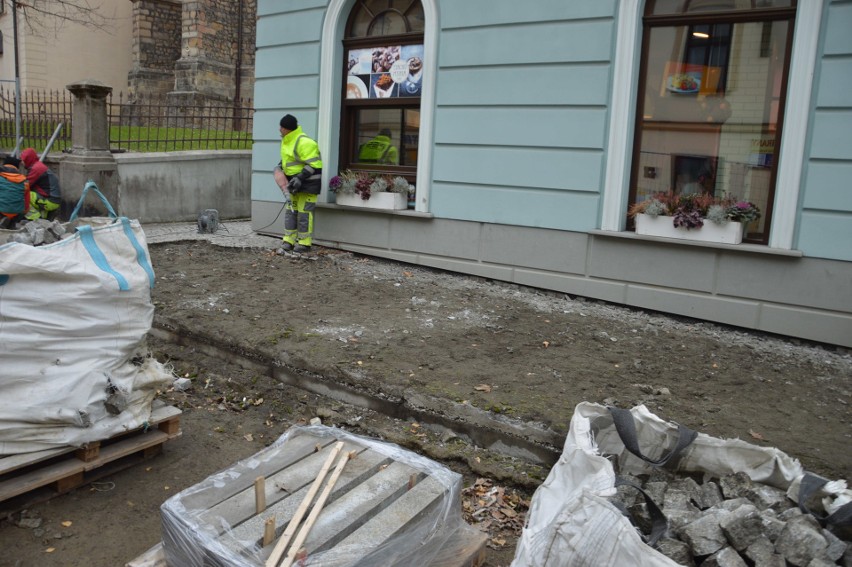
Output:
[[0, 87, 254, 154], [0, 86, 72, 154], [108, 92, 254, 152]]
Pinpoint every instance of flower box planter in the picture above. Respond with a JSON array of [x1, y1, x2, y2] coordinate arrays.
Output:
[[635, 213, 744, 244], [334, 192, 407, 210]]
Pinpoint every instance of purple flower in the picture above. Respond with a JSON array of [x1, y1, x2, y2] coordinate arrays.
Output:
[[328, 176, 342, 191]]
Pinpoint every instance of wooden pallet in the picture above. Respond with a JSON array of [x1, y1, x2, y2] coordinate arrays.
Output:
[[0, 400, 181, 510], [159, 429, 486, 567]]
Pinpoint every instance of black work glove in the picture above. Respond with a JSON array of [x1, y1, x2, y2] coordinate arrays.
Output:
[[287, 176, 302, 192]]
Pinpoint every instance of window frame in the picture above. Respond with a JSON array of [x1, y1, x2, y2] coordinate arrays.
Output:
[[601, 0, 820, 250], [628, 5, 796, 244], [319, 0, 437, 213], [339, 3, 424, 188]]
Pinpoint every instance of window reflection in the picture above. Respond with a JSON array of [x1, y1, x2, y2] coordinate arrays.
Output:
[[632, 18, 791, 241], [353, 108, 419, 167]]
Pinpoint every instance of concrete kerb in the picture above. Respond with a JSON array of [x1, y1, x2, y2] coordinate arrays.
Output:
[[143, 220, 565, 471]]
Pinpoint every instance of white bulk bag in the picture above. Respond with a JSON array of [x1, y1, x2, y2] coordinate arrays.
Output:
[[511, 402, 830, 567], [0, 182, 172, 454]]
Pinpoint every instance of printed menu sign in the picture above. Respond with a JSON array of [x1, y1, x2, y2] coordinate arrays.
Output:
[[346, 44, 424, 99]]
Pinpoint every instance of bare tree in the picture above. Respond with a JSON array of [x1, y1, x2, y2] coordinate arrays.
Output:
[[12, 0, 115, 36]]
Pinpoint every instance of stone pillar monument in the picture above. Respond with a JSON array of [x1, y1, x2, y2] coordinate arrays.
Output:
[[60, 80, 119, 217]]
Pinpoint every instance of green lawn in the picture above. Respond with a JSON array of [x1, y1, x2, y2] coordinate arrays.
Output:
[[108, 125, 253, 152], [0, 125, 253, 154]]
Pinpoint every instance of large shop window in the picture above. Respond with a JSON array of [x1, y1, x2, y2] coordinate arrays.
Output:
[[341, 0, 424, 207], [629, 0, 796, 244]]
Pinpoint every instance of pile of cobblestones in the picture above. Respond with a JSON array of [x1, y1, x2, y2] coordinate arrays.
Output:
[[0, 218, 67, 246], [611, 470, 850, 566]]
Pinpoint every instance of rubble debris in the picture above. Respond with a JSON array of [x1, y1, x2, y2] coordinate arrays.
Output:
[[608, 471, 850, 566], [1, 219, 68, 246]]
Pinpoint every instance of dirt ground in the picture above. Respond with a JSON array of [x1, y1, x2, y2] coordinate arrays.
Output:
[[1, 230, 850, 567]]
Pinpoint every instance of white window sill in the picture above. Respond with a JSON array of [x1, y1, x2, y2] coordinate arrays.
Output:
[[589, 229, 803, 257], [317, 202, 434, 219]]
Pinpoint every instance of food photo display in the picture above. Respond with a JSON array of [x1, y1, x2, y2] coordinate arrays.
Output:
[[346, 44, 425, 99]]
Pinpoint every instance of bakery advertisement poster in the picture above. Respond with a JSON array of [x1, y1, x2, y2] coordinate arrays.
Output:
[[346, 44, 424, 99]]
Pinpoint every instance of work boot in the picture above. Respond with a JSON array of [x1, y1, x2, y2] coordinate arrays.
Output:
[[280, 241, 294, 251], [294, 244, 311, 253]]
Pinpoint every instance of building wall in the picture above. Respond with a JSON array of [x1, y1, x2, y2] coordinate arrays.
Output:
[[128, 0, 183, 96], [173, 0, 257, 102], [251, 0, 852, 348], [797, 0, 852, 261], [431, 2, 615, 231], [0, 0, 133, 93], [251, 0, 325, 199], [0, 0, 256, 103]]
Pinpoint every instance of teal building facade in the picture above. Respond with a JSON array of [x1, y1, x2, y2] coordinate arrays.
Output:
[[251, 1, 852, 348]]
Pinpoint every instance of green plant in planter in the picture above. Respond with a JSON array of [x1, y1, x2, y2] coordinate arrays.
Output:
[[726, 201, 761, 224], [629, 192, 761, 230], [705, 204, 729, 225], [329, 169, 414, 202], [390, 176, 412, 195], [642, 199, 668, 217]]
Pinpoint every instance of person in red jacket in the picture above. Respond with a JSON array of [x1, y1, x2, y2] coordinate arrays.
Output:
[[21, 148, 62, 221]]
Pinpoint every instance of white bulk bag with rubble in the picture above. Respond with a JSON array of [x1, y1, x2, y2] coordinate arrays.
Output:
[[510, 402, 844, 567], [0, 182, 172, 455]]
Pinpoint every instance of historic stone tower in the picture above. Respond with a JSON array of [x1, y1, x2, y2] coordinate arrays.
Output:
[[127, 0, 256, 106]]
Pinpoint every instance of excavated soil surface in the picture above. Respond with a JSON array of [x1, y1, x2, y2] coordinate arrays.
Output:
[[1, 230, 850, 567]]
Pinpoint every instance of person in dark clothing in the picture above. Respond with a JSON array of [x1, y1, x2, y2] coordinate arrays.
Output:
[[0, 155, 30, 228]]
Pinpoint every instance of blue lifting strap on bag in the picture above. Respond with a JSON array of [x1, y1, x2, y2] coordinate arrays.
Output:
[[70, 180, 118, 221]]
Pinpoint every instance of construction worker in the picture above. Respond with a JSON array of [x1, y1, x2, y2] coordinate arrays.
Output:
[[275, 114, 323, 253], [0, 155, 30, 229], [21, 148, 62, 221], [358, 128, 399, 165]]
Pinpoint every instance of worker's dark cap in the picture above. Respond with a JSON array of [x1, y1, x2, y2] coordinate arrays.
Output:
[[280, 114, 298, 130], [2, 155, 20, 167]]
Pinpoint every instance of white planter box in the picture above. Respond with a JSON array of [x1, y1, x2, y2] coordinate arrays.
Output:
[[334, 192, 407, 210], [635, 214, 743, 244]]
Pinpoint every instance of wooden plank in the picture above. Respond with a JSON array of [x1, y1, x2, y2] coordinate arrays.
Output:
[[178, 433, 335, 512], [55, 471, 85, 493], [197, 440, 369, 532], [75, 443, 101, 463], [150, 402, 182, 423], [218, 450, 396, 561], [0, 402, 183, 506], [301, 465, 426, 554], [0, 430, 170, 501], [0, 401, 181, 477], [266, 441, 344, 567], [0, 456, 87, 501], [0, 446, 71, 476], [83, 431, 170, 472], [278, 449, 353, 567]]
